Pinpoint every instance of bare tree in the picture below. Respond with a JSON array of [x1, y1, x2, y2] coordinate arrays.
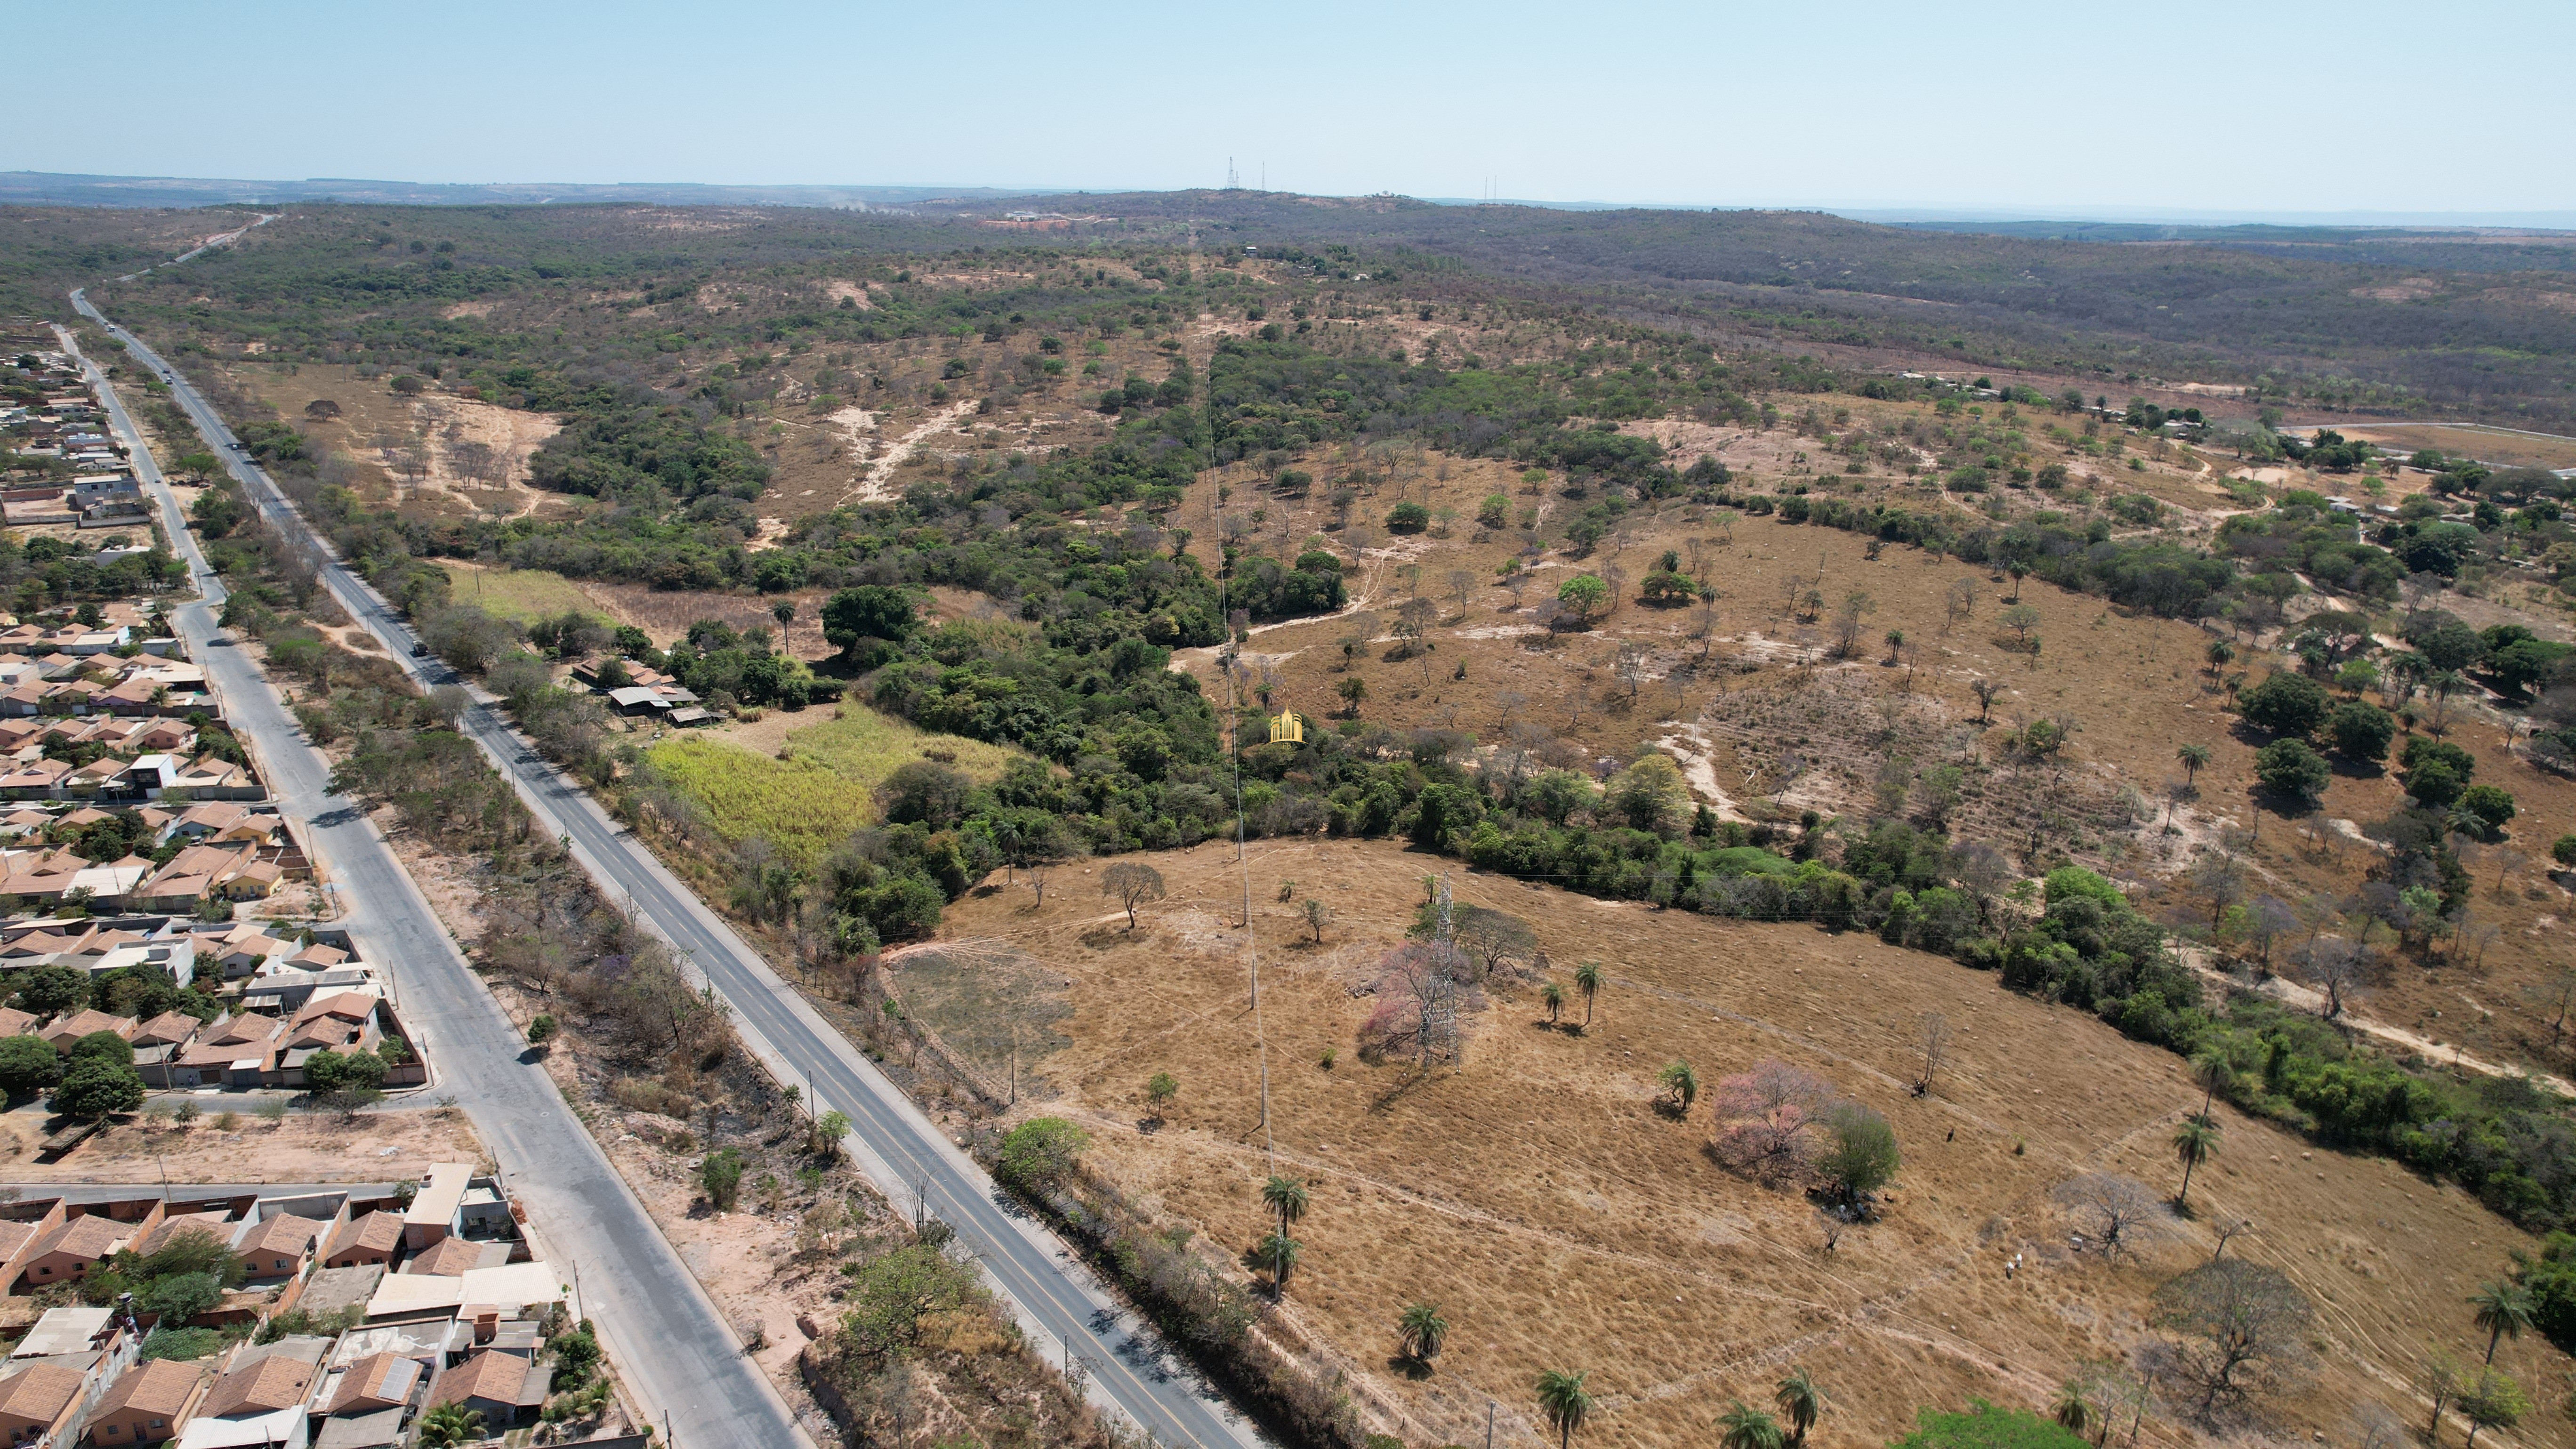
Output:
[[2526, 968, 2576, 1055], [1970, 678, 2005, 724], [1445, 569, 1477, 616], [2053, 1173, 2166, 1260], [2149, 1258, 2314, 1422], [1101, 862, 1167, 930], [2298, 937, 2368, 1019], [1911, 1013, 1951, 1097]]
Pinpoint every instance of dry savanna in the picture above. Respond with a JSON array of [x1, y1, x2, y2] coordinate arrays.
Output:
[[917, 837, 2562, 1449]]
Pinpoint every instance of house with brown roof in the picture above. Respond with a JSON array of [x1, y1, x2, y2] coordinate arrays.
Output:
[[39, 1011, 136, 1057], [170, 1014, 282, 1091], [0, 1201, 68, 1295], [320, 1213, 402, 1272], [319, 1353, 415, 1417], [0, 1361, 88, 1448], [180, 1353, 312, 1447], [423, 1349, 546, 1430], [13, 1201, 162, 1292], [83, 1358, 208, 1445], [0, 1008, 35, 1039], [234, 1216, 324, 1286], [398, 1237, 495, 1279], [128, 1012, 201, 1053]]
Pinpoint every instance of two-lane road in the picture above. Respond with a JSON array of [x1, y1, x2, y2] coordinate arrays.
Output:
[[75, 291, 1264, 1449], [62, 309, 815, 1449]]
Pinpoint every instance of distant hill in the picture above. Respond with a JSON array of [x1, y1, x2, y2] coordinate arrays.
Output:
[[0, 172, 1051, 211]]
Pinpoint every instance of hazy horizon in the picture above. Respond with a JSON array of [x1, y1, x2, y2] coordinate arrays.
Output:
[[8, 0, 2568, 218]]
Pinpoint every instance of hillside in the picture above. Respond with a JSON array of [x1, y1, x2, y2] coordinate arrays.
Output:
[[918, 836, 2563, 1449]]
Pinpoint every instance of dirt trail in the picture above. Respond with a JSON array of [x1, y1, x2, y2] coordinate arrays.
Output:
[[2183, 948, 2575, 1095], [847, 399, 979, 504]]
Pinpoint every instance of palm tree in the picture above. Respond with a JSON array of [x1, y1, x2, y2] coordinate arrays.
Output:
[[1261, 1175, 1309, 1240], [1541, 982, 1564, 1024], [1718, 1400, 1785, 1449], [2053, 1380, 2095, 1442], [1574, 961, 1602, 1026], [1257, 1231, 1301, 1297], [2173, 1114, 2220, 1210], [2176, 742, 2211, 789], [419, 1404, 485, 1449], [2470, 1280, 2535, 1364], [1773, 1368, 1827, 1446], [2188, 1046, 2229, 1117], [1658, 1061, 1699, 1117], [1398, 1301, 1449, 1362], [2204, 638, 2234, 676], [1535, 1368, 1594, 1449]]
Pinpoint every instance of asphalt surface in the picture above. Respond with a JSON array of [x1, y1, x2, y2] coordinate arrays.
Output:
[[73, 294, 1265, 1449], [62, 304, 815, 1449]]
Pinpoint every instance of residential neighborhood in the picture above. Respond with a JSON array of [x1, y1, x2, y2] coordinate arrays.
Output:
[[0, 1169, 625, 1447]]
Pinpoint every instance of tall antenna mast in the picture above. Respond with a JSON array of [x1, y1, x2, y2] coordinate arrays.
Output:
[[1227, 156, 1238, 190]]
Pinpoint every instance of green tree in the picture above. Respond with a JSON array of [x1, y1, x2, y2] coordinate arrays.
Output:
[[1557, 574, 1609, 625], [2459, 1368, 2527, 1449], [1819, 1103, 1900, 1202], [1658, 1061, 1699, 1117], [2456, 784, 2516, 840], [1536, 1368, 1596, 1449], [1774, 1368, 1827, 1446], [2326, 701, 2395, 764], [2173, 1115, 2220, 1210], [2253, 739, 2331, 803], [15, 964, 87, 1016], [525, 1014, 557, 1048], [2470, 1280, 2534, 1364], [1719, 1401, 1785, 1449], [66, 1031, 132, 1069], [0, 1035, 63, 1099], [50, 1058, 142, 1119], [1541, 982, 1564, 1023], [1398, 1301, 1449, 1363], [820, 585, 916, 657], [1337, 675, 1368, 717], [997, 1118, 1090, 1192], [700, 1148, 746, 1210], [1574, 961, 1602, 1027], [1145, 1072, 1178, 1116], [2238, 671, 2330, 737]]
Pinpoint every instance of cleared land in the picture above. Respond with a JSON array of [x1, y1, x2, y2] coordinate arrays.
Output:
[[928, 836, 2568, 1449]]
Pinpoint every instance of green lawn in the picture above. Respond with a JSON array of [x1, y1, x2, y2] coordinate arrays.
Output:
[[438, 564, 601, 623], [646, 705, 1022, 867]]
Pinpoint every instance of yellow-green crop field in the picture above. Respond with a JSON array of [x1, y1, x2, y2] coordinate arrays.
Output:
[[646, 705, 1022, 867]]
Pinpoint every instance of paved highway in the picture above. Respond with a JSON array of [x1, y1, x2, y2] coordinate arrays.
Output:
[[61, 309, 817, 1449], [73, 293, 1265, 1449]]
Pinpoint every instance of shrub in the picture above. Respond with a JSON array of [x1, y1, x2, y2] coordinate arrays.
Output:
[[997, 1118, 1090, 1192], [1890, 1401, 2088, 1449], [2238, 671, 2329, 737], [50, 1058, 143, 1119], [2253, 739, 2330, 802], [700, 1148, 746, 1209], [1386, 501, 1431, 533]]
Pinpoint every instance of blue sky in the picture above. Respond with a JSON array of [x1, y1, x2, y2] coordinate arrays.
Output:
[[14, 0, 2572, 218]]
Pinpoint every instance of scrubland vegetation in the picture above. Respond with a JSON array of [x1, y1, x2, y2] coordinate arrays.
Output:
[[56, 193, 2576, 1447]]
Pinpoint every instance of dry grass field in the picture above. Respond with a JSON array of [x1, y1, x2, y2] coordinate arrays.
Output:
[[1146, 454, 2576, 1084], [928, 837, 2568, 1449]]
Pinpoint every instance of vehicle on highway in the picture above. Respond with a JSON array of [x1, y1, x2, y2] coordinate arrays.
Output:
[[411, 642, 429, 658]]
